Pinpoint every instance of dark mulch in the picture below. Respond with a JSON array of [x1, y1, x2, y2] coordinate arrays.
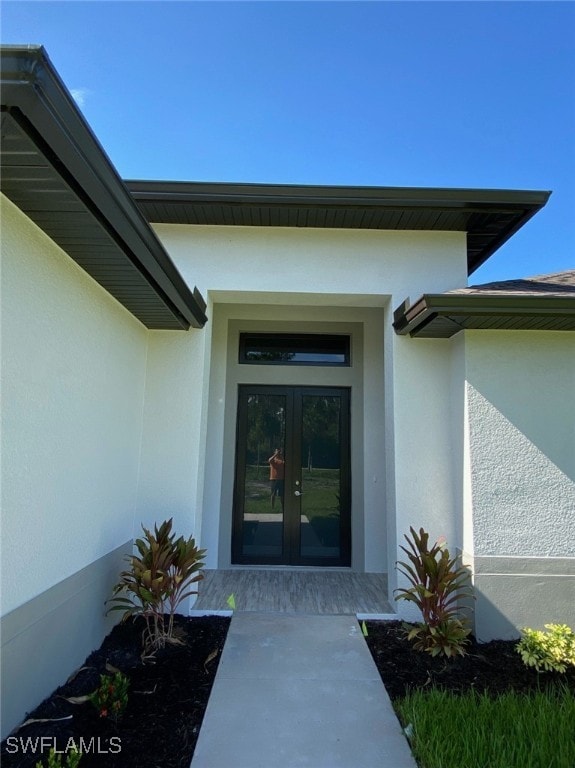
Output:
[[4, 616, 573, 767], [1, 615, 230, 768], [364, 620, 575, 702]]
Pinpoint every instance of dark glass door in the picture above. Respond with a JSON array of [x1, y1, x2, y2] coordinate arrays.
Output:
[[232, 385, 351, 566]]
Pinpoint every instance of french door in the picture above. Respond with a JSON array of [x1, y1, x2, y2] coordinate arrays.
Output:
[[232, 385, 351, 566]]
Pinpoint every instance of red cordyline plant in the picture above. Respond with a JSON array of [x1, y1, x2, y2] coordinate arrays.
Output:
[[394, 527, 473, 658], [107, 519, 206, 656]]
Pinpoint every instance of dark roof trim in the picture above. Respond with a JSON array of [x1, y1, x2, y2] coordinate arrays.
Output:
[[1, 45, 206, 329], [127, 180, 551, 275], [393, 293, 575, 338]]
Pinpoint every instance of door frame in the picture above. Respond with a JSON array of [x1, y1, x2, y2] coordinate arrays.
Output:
[[232, 384, 351, 567]]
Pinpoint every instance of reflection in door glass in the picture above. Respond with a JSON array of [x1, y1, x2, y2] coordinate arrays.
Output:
[[300, 396, 341, 559], [241, 394, 286, 558]]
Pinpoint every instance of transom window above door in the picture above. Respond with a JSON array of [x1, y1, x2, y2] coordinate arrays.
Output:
[[239, 333, 351, 366]]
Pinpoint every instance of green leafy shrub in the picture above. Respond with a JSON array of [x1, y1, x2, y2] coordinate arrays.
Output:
[[89, 671, 130, 721], [394, 526, 472, 657], [516, 624, 575, 673], [107, 519, 206, 654], [35, 748, 81, 768]]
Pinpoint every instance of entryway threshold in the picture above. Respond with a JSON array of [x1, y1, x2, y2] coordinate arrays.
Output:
[[190, 612, 416, 768], [193, 569, 393, 614]]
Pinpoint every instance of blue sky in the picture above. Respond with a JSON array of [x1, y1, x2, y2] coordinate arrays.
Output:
[[2, 1, 574, 284]]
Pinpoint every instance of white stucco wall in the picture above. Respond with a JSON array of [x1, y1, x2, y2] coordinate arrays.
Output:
[[466, 331, 575, 557], [465, 330, 575, 639], [136, 329, 207, 539], [152, 225, 467, 302], [389, 333, 466, 614], [1, 195, 149, 615], [146, 223, 468, 582], [393, 337, 464, 541], [5, 193, 570, 638]]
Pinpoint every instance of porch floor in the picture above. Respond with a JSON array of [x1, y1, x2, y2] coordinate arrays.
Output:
[[193, 569, 394, 614]]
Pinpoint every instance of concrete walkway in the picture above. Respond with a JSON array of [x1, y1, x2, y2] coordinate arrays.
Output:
[[191, 613, 417, 768]]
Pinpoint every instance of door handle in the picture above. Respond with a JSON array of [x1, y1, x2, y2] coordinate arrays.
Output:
[[294, 490, 303, 497]]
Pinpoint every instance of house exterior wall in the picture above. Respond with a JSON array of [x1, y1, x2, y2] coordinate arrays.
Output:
[[391, 334, 466, 608], [9, 186, 569, 732], [465, 330, 575, 640], [0, 195, 148, 736], [136, 329, 208, 538], [146, 224, 468, 610], [152, 225, 467, 302]]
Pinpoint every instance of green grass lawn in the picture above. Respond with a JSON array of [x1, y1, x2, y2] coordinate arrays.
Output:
[[395, 686, 575, 768]]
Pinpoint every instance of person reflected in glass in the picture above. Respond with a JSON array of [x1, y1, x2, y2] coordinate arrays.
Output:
[[268, 448, 285, 511]]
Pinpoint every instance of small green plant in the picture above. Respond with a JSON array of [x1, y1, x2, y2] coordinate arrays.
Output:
[[89, 671, 130, 720], [35, 747, 81, 768], [516, 624, 575, 673], [394, 526, 472, 657], [107, 519, 206, 654]]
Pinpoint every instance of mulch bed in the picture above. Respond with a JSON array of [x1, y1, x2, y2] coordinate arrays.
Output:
[[364, 620, 575, 702], [4, 616, 574, 767], [1, 615, 230, 768]]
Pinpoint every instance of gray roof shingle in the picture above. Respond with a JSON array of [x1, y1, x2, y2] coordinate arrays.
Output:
[[450, 270, 575, 297]]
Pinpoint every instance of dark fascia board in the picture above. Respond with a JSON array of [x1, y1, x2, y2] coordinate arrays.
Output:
[[0, 45, 207, 329], [126, 178, 549, 207], [393, 293, 575, 337], [126, 180, 551, 275]]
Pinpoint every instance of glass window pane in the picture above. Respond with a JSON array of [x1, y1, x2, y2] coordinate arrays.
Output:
[[300, 395, 342, 560], [240, 334, 350, 366], [241, 394, 286, 558]]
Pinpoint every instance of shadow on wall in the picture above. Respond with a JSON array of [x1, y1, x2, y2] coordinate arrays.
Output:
[[0, 542, 131, 739], [465, 335, 575, 638], [474, 558, 575, 643], [469, 580, 575, 644], [457, 556, 520, 643], [467, 334, 575, 484], [467, 383, 575, 558], [471, 587, 521, 643], [459, 554, 575, 643]]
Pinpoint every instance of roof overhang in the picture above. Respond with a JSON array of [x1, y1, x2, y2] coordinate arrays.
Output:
[[126, 180, 551, 275], [0, 45, 207, 330], [393, 293, 575, 338]]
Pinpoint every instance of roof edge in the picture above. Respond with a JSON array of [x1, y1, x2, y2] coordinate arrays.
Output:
[[1, 45, 207, 329], [127, 180, 551, 275], [126, 179, 551, 209], [393, 293, 575, 337]]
